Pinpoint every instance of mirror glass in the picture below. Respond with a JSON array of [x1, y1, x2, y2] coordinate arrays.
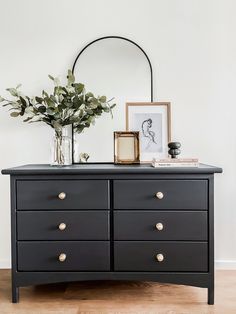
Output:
[[73, 38, 152, 163]]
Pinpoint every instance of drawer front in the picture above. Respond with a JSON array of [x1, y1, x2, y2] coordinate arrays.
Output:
[[18, 241, 110, 271], [114, 211, 207, 241], [17, 211, 110, 240], [16, 180, 109, 210], [113, 180, 208, 210], [114, 241, 208, 271]]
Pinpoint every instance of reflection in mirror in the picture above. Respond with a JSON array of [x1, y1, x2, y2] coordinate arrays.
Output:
[[73, 38, 152, 162]]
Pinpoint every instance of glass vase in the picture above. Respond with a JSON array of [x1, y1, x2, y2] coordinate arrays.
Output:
[[51, 126, 72, 166]]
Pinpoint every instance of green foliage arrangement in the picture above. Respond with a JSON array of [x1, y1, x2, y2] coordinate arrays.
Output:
[[0, 70, 115, 136]]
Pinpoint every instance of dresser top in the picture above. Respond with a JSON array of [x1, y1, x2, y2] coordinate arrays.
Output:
[[2, 163, 222, 175]]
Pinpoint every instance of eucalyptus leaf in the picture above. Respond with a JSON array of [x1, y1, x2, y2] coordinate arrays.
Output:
[[74, 83, 84, 94], [10, 112, 20, 117], [35, 96, 43, 104], [101, 103, 108, 109], [23, 117, 33, 122], [57, 104, 64, 112], [86, 109, 93, 115], [48, 75, 55, 81], [67, 69, 75, 85], [51, 121, 61, 130], [91, 97, 99, 105], [86, 92, 94, 98], [19, 96, 27, 107], [54, 86, 67, 96], [79, 109, 84, 117], [42, 90, 49, 98], [90, 103, 97, 109], [29, 97, 36, 106], [46, 107, 55, 115], [62, 87, 69, 95], [6, 88, 18, 97], [50, 95, 57, 103], [99, 96, 107, 103], [45, 97, 55, 107], [38, 106, 46, 113]]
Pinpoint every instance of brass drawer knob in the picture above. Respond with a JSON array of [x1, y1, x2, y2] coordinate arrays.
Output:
[[155, 192, 164, 199], [155, 223, 164, 231], [156, 253, 164, 262], [58, 223, 66, 231], [58, 192, 66, 200], [58, 253, 66, 262]]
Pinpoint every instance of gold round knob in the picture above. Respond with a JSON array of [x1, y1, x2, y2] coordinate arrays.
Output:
[[156, 253, 164, 262], [58, 192, 66, 200], [155, 223, 164, 231], [58, 253, 66, 262], [155, 192, 164, 199], [58, 223, 66, 231]]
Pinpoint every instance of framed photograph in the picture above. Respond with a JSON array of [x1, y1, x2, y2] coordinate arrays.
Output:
[[114, 131, 140, 164], [126, 102, 171, 162]]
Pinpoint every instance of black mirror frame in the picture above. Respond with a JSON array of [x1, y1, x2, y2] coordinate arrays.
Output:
[[71, 35, 154, 164]]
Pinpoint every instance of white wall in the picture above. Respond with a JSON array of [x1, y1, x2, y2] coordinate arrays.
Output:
[[0, 0, 235, 268]]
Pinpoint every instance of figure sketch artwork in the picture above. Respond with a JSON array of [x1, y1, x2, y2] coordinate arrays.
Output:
[[134, 113, 162, 153], [126, 102, 171, 162]]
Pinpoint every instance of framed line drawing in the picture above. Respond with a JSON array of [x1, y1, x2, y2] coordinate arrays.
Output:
[[126, 102, 171, 162]]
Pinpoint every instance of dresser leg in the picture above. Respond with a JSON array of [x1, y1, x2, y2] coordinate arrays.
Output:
[[12, 286, 19, 303], [208, 287, 214, 305]]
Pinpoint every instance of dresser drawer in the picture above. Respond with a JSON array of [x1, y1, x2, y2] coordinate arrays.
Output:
[[17, 211, 109, 240], [17, 241, 110, 271], [113, 180, 208, 210], [114, 241, 208, 271], [16, 180, 109, 210], [114, 211, 207, 240]]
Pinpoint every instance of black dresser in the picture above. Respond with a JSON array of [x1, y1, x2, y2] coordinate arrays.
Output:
[[2, 163, 222, 304]]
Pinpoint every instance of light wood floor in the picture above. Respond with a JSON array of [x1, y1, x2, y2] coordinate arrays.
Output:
[[0, 270, 235, 314]]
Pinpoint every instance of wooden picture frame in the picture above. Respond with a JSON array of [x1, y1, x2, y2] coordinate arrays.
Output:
[[114, 131, 140, 164], [126, 102, 171, 162]]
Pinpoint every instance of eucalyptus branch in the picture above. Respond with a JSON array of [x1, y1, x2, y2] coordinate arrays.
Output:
[[0, 69, 116, 133]]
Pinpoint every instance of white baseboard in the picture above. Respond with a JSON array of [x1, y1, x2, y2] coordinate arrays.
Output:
[[0, 258, 10, 269], [0, 259, 236, 270], [215, 260, 236, 270]]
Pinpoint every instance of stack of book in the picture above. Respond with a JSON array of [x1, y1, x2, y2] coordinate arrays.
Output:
[[152, 158, 199, 168]]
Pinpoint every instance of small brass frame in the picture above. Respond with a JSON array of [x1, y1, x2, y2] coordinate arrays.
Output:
[[114, 131, 140, 164]]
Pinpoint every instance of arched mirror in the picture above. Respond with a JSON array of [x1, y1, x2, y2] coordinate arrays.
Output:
[[72, 36, 153, 163]]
